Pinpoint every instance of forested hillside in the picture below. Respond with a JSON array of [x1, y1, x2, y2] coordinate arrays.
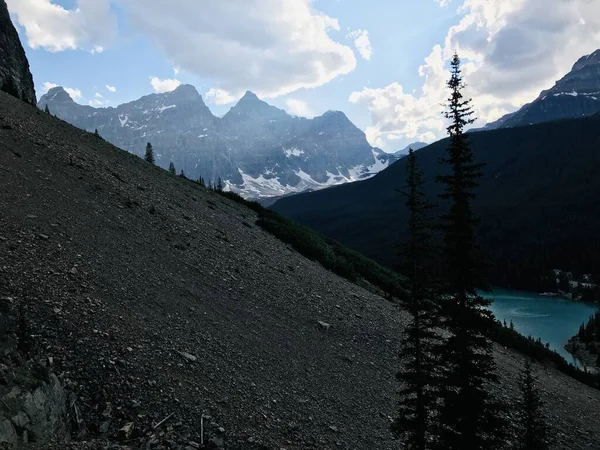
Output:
[[273, 114, 600, 290]]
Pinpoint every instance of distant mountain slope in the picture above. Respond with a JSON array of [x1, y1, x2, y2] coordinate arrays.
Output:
[[393, 141, 428, 157], [38, 86, 397, 199], [272, 114, 600, 289], [484, 49, 600, 129]]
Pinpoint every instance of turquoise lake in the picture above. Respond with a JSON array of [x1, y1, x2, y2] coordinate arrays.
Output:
[[488, 289, 599, 365]]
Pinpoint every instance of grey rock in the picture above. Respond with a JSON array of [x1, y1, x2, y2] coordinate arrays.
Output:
[[0, 0, 36, 105], [21, 373, 66, 441], [207, 436, 224, 448], [99, 420, 111, 433], [10, 410, 29, 429], [179, 351, 197, 362], [318, 321, 331, 331], [0, 418, 17, 445]]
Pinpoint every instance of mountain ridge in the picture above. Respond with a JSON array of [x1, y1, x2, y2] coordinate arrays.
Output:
[[483, 48, 600, 130], [38, 85, 397, 199]]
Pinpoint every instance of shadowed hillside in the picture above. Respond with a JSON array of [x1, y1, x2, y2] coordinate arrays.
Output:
[[272, 115, 600, 290]]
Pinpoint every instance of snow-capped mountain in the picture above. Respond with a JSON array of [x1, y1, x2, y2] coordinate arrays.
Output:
[[38, 86, 397, 198], [484, 49, 600, 130]]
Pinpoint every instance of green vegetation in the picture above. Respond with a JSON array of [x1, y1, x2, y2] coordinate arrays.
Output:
[[169, 162, 176, 175]]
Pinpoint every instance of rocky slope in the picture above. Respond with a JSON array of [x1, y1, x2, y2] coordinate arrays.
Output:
[[38, 87, 396, 199], [484, 49, 600, 129], [0, 0, 36, 105], [2, 91, 600, 449]]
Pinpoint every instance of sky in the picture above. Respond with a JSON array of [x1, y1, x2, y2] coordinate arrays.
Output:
[[7, 0, 600, 152]]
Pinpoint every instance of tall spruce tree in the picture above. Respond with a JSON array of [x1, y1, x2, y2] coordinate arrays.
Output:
[[169, 162, 176, 175], [145, 142, 155, 164], [217, 177, 224, 192], [44, 104, 50, 114], [179, 169, 186, 178], [392, 149, 441, 450], [435, 53, 505, 449], [517, 360, 551, 450]]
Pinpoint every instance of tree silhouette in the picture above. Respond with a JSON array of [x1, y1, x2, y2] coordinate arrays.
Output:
[[145, 142, 155, 164], [392, 149, 441, 449], [435, 53, 506, 449], [517, 359, 551, 450]]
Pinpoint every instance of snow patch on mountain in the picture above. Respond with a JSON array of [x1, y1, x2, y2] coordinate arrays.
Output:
[[284, 148, 305, 157]]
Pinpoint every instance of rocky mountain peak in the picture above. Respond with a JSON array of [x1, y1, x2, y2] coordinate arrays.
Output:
[[226, 90, 287, 120], [168, 83, 202, 102], [0, 0, 36, 105], [40, 86, 74, 105], [572, 49, 600, 73]]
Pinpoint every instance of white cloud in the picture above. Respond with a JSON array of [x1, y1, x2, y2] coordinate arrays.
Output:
[[42, 82, 83, 101], [88, 98, 105, 107], [6, 0, 116, 53], [105, 85, 117, 93], [95, 92, 103, 98], [118, 0, 356, 98], [285, 99, 316, 118], [150, 76, 181, 93], [10, 0, 356, 98], [347, 29, 372, 61], [205, 88, 238, 105], [173, 66, 181, 75], [352, 0, 600, 149]]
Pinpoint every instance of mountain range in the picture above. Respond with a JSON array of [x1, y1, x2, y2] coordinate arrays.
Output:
[[38, 85, 404, 199]]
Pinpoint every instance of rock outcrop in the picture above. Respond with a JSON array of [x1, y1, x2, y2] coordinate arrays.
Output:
[[0, 0, 36, 105]]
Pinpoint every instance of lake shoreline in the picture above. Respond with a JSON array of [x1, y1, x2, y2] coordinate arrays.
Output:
[[488, 288, 599, 365], [564, 337, 599, 373]]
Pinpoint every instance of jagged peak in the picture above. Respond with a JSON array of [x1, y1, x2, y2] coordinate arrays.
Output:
[[225, 90, 288, 120], [39, 86, 74, 104], [172, 84, 200, 95], [240, 90, 259, 101]]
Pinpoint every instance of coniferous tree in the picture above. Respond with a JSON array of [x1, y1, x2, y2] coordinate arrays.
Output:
[[392, 149, 441, 450], [435, 53, 505, 449], [179, 169, 186, 178], [94, 128, 100, 137], [169, 162, 176, 175], [217, 177, 224, 192], [145, 142, 155, 164], [517, 359, 551, 450], [44, 104, 50, 114]]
